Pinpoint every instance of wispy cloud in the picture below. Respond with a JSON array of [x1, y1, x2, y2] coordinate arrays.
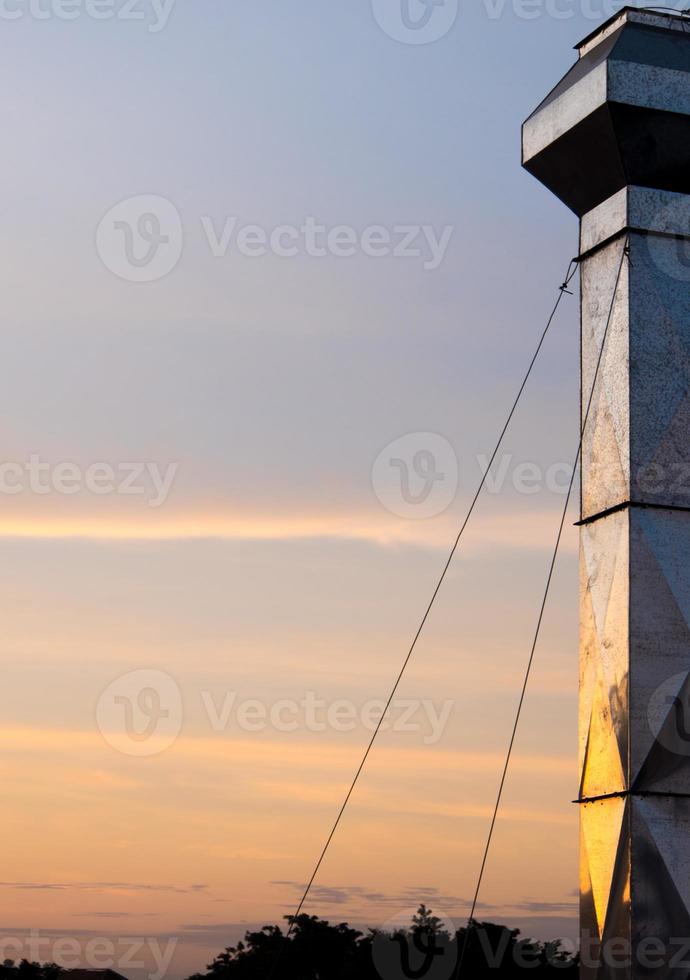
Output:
[[0, 506, 577, 554], [512, 901, 578, 914], [0, 882, 207, 894], [270, 882, 388, 906], [71, 912, 159, 918], [0, 726, 573, 775], [266, 881, 580, 920], [269, 881, 493, 913]]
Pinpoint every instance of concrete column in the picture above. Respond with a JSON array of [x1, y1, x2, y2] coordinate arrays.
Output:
[[523, 11, 690, 977]]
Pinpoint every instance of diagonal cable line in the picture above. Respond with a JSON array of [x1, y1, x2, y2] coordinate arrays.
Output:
[[267, 255, 579, 977], [454, 236, 629, 980]]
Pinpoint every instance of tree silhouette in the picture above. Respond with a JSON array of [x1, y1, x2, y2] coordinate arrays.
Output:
[[1, 962, 62, 980], [187, 905, 578, 979], [411, 905, 449, 940]]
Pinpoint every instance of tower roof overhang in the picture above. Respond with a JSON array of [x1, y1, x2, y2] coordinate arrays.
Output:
[[522, 8, 690, 216]]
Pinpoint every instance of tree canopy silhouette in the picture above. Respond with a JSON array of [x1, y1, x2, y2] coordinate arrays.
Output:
[[186, 904, 578, 979], [1, 962, 62, 980]]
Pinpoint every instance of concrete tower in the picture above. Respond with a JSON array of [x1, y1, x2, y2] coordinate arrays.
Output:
[[523, 9, 690, 978]]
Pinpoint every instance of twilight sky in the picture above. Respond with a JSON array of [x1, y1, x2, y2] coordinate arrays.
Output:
[[0, 0, 654, 976]]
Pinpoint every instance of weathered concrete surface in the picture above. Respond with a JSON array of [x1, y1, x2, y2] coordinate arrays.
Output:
[[524, 9, 690, 977], [581, 223, 690, 519]]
